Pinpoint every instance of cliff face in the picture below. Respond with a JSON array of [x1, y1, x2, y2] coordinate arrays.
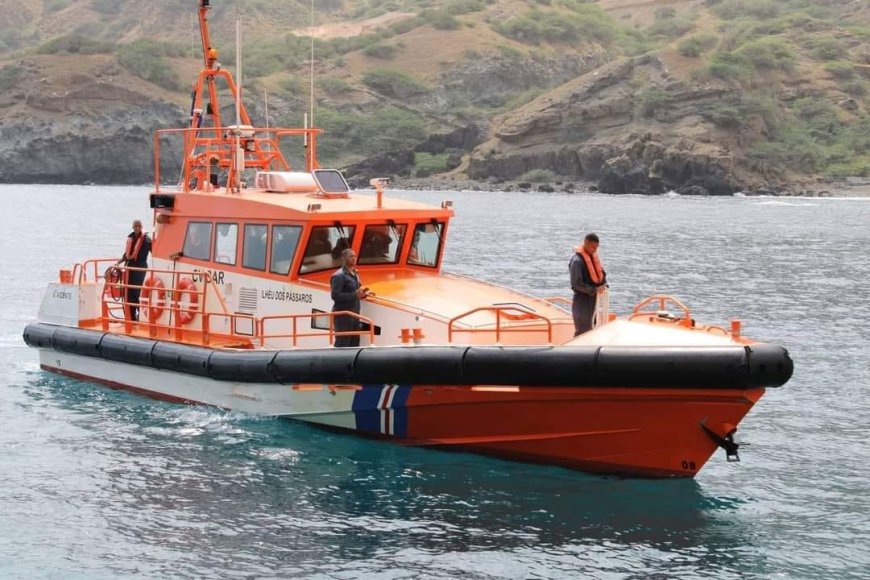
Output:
[[0, 56, 186, 184], [466, 55, 745, 195], [0, 0, 867, 191]]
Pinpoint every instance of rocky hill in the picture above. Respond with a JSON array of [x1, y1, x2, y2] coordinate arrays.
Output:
[[0, 0, 868, 194]]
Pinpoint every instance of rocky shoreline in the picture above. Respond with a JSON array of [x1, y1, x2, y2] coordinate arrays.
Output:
[[386, 176, 870, 197]]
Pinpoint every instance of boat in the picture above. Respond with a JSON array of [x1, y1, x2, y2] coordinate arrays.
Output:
[[23, 0, 793, 478]]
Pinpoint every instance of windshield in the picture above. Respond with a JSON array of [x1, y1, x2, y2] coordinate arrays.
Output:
[[408, 222, 443, 268], [299, 225, 356, 274], [359, 223, 407, 265]]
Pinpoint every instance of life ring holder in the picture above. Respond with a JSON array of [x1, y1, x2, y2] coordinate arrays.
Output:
[[174, 278, 199, 325], [140, 276, 166, 321], [104, 266, 124, 301]]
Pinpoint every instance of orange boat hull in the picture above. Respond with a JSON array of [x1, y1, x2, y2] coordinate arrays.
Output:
[[355, 385, 765, 478]]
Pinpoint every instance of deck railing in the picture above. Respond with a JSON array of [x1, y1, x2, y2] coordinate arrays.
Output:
[[447, 305, 553, 343], [67, 263, 374, 348]]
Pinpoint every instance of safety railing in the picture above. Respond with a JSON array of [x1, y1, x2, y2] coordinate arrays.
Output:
[[67, 258, 119, 285], [447, 306, 553, 343], [629, 294, 693, 327], [628, 294, 749, 342], [259, 311, 375, 348], [100, 266, 218, 340]]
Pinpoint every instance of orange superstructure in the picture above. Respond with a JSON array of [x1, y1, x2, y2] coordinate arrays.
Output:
[[23, 0, 792, 478]]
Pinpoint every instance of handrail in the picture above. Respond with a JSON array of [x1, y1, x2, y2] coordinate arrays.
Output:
[[259, 311, 375, 348], [447, 306, 553, 343], [544, 296, 572, 309], [629, 294, 692, 327], [72, 258, 119, 284], [100, 265, 214, 339]]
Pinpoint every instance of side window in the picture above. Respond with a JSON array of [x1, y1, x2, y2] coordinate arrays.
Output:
[[214, 223, 238, 265], [408, 222, 444, 268], [359, 223, 407, 265], [242, 224, 268, 270], [299, 225, 356, 274], [182, 221, 213, 261], [270, 225, 302, 275]]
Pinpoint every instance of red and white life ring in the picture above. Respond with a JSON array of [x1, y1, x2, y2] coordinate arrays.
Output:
[[174, 278, 199, 325], [140, 276, 166, 321]]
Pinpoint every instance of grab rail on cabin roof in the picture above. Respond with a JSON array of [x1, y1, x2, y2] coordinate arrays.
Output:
[[447, 306, 553, 344]]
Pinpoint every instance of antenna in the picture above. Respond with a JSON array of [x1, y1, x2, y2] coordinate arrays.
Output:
[[309, 0, 315, 128], [233, 1, 243, 190], [264, 89, 269, 132]]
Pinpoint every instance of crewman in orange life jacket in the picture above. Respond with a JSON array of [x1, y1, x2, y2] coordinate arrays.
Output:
[[116, 219, 152, 321], [569, 232, 607, 336]]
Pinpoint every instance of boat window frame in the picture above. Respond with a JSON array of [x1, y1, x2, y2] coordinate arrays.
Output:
[[358, 222, 408, 266], [298, 224, 357, 275], [213, 222, 239, 266], [242, 223, 269, 271], [269, 224, 303, 276], [182, 220, 213, 262], [407, 221, 445, 269]]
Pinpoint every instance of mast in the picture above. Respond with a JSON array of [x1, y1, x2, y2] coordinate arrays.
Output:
[[172, 0, 317, 193]]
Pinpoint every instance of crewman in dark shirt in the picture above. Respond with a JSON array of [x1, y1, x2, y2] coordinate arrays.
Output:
[[330, 249, 373, 347]]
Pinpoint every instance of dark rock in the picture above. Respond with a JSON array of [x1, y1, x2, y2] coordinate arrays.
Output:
[[537, 184, 555, 192], [675, 185, 709, 196], [344, 150, 415, 188], [838, 98, 858, 111], [415, 124, 483, 154]]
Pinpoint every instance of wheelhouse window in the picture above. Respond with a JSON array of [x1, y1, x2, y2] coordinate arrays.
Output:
[[270, 225, 302, 275], [300, 225, 356, 274], [183, 221, 213, 261], [359, 223, 407, 265], [214, 223, 238, 265], [242, 224, 268, 270], [408, 222, 444, 268]]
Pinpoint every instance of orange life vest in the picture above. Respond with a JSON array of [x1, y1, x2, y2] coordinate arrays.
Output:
[[574, 246, 604, 284], [125, 233, 146, 262]]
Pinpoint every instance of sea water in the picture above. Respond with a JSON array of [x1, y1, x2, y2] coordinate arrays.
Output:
[[1, 185, 868, 579]]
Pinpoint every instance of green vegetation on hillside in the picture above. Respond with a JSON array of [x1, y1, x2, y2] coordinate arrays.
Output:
[[117, 40, 186, 91], [38, 34, 114, 55], [314, 105, 428, 165], [687, 0, 869, 176], [1, 0, 867, 182]]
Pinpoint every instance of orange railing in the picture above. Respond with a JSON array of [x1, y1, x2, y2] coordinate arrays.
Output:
[[447, 306, 553, 343], [259, 312, 375, 348], [629, 294, 693, 327], [70, 258, 119, 285], [86, 263, 373, 348], [199, 311, 375, 348], [153, 125, 323, 193], [100, 265, 219, 340]]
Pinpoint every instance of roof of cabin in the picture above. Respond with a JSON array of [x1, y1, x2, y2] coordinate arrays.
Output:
[[161, 189, 453, 221]]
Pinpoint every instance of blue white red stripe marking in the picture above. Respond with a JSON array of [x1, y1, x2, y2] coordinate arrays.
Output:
[[352, 384, 410, 437]]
